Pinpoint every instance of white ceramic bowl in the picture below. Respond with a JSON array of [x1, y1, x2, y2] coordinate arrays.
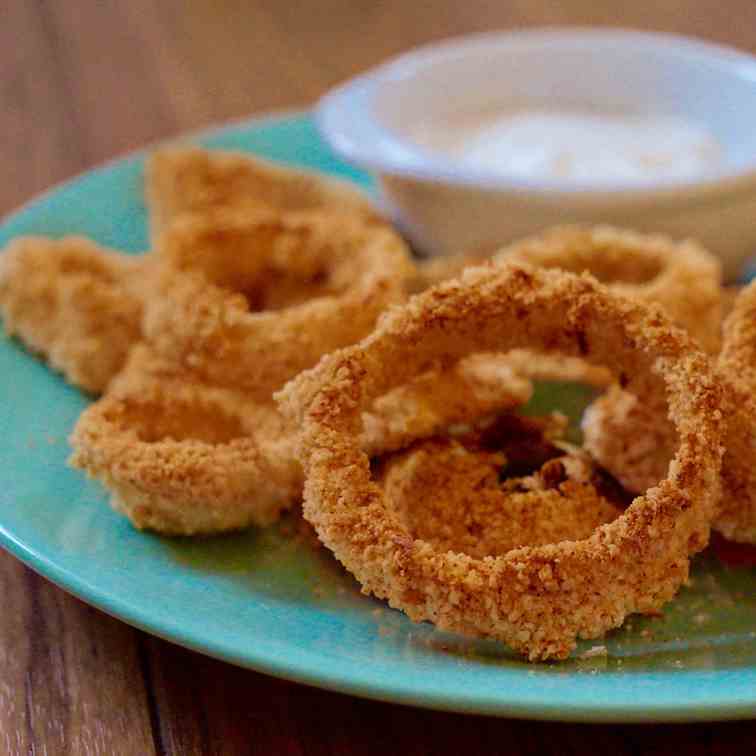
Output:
[[317, 29, 756, 280]]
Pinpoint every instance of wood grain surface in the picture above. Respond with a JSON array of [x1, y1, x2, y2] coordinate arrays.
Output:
[[1, 1, 755, 753]]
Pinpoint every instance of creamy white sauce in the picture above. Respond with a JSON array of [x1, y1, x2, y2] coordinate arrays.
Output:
[[419, 110, 723, 183]]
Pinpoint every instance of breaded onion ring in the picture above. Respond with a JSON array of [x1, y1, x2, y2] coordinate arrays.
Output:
[[142, 208, 414, 398], [379, 414, 625, 559], [499, 225, 723, 353], [711, 281, 756, 542], [69, 345, 302, 535], [146, 146, 376, 241], [407, 227, 722, 389], [278, 264, 723, 661], [0, 236, 148, 393], [583, 282, 756, 542]]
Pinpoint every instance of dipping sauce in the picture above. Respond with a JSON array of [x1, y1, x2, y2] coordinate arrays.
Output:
[[418, 110, 723, 183]]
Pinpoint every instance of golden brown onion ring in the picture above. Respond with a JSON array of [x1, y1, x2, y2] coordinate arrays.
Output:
[[0, 236, 149, 393], [713, 281, 756, 542], [278, 264, 723, 661], [142, 208, 414, 399], [69, 345, 302, 535], [500, 225, 723, 353]]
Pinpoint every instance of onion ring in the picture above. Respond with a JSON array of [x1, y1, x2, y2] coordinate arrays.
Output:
[[379, 414, 625, 559], [143, 208, 414, 399], [69, 344, 302, 534], [146, 146, 376, 242], [408, 225, 723, 388], [0, 236, 148, 393], [499, 225, 723, 353], [278, 263, 723, 661]]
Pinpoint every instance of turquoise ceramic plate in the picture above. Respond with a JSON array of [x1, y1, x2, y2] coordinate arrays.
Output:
[[1, 114, 755, 723]]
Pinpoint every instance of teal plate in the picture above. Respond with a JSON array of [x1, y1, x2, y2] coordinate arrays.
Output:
[[1, 114, 755, 723]]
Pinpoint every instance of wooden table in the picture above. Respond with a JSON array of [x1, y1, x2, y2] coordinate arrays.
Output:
[[2, 1, 755, 752]]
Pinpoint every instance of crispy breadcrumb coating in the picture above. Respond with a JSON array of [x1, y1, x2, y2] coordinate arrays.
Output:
[[379, 415, 624, 558], [713, 280, 756, 542], [69, 343, 534, 535]]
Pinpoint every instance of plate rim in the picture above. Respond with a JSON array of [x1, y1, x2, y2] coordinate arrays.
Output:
[[1, 111, 755, 724]]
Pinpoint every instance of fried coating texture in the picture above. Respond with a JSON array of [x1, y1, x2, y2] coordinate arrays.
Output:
[[379, 415, 624, 559], [278, 264, 724, 661], [710, 281, 756, 542], [582, 387, 672, 495], [146, 146, 376, 241], [143, 208, 414, 399], [0, 236, 149, 393], [408, 250, 612, 388]]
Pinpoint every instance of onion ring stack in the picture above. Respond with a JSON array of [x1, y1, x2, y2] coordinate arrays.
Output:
[[278, 264, 724, 661], [413, 225, 723, 353], [70, 343, 533, 535], [68, 164, 533, 534], [409, 226, 723, 392]]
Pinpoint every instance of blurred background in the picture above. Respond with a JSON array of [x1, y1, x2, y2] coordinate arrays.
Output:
[[4, 0, 755, 215]]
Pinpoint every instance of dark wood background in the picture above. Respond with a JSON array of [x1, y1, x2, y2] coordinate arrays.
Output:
[[2, 1, 755, 753]]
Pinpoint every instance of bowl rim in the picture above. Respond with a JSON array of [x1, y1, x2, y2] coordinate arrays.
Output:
[[316, 27, 756, 200]]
